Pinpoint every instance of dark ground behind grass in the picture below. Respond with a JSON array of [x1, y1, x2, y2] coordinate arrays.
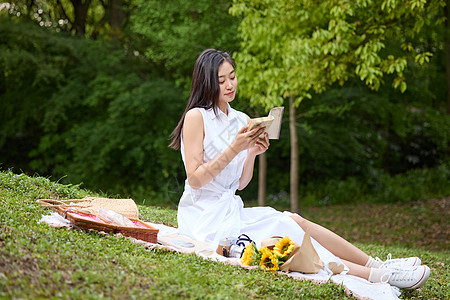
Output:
[[301, 197, 449, 252]]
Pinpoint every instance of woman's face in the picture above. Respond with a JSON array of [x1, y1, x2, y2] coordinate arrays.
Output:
[[217, 61, 237, 108]]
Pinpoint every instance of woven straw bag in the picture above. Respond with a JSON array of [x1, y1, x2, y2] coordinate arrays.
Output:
[[37, 196, 139, 219], [37, 197, 158, 243]]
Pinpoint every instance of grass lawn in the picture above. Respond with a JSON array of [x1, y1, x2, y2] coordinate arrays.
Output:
[[1, 170, 448, 299]]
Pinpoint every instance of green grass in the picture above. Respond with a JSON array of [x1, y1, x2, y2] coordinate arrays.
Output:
[[1, 170, 448, 299]]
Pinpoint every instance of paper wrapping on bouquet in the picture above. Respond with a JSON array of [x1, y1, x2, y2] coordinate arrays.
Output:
[[37, 196, 139, 219], [261, 231, 324, 274]]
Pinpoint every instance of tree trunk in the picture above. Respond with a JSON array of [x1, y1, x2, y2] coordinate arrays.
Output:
[[258, 152, 267, 206], [289, 96, 299, 213], [70, 0, 92, 35], [445, 1, 450, 114], [108, 0, 126, 29]]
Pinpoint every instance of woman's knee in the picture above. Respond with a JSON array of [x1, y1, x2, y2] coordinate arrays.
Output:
[[290, 214, 307, 228]]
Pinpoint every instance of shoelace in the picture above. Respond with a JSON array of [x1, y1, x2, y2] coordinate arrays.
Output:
[[380, 267, 418, 284], [378, 253, 413, 269], [378, 253, 394, 267]]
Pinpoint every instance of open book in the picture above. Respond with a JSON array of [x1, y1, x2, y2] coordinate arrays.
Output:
[[247, 107, 284, 140]]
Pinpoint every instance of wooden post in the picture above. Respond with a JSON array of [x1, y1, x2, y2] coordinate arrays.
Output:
[[258, 152, 267, 206], [289, 96, 299, 213], [445, 2, 450, 114]]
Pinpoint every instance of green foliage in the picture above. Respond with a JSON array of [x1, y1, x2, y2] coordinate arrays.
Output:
[[241, 83, 449, 199], [7, 0, 134, 38], [0, 16, 185, 203], [238, 81, 450, 205], [298, 87, 450, 181], [57, 79, 185, 197], [131, 0, 240, 88], [300, 163, 450, 206], [229, 0, 447, 211], [230, 0, 446, 108], [0, 16, 73, 170], [1, 3, 448, 210]]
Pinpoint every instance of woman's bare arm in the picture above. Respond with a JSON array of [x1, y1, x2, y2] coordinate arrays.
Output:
[[183, 109, 265, 190], [238, 114, 270, 190]]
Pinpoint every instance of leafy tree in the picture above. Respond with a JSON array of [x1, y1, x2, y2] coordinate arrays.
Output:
[[230, 0, 446, 212], [0, 16, 185, 203], [130, 0, 240, 88], [2, 1, 447, 208], [3, 0, 132, 37], [0, 15, 71, 172]]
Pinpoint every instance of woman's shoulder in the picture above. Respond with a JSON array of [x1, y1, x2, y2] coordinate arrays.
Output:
[[184, 108, 204, 127], [185, 107, 203, 118]]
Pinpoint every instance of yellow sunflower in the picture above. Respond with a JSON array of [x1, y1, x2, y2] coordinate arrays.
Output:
[[259, 247, 279, 273], [240, 242, 260, 266], [273, 236, 295, 258]]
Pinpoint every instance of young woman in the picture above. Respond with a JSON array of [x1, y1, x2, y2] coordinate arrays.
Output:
[[169, 48, 430, 290]]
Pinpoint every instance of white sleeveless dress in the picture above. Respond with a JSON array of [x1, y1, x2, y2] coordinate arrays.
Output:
[[177, 104, 342, 270]]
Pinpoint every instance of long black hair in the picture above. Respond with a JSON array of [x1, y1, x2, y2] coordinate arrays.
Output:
[[169, 49, 235, 150]]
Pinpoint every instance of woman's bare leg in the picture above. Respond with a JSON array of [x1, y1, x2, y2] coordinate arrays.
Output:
[[342, 259, 371, 280], [290, 215, 369, 266]]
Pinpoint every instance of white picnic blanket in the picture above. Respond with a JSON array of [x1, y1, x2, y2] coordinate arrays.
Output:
[[39, 213, 401, 300]]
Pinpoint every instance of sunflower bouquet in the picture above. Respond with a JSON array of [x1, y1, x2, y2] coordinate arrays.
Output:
[[241, 233, 326, 274], [241, 236, 296, 273], [240, 241, 261, 266]]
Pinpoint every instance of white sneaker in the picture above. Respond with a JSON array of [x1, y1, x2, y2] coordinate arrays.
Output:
[[381, 265, 431, 290], [377, 253, 421, 269]]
